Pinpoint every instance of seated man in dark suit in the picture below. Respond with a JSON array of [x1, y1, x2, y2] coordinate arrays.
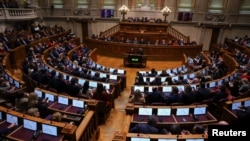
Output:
[[129, 114, 159, 134], [146, 87, 166, 104]]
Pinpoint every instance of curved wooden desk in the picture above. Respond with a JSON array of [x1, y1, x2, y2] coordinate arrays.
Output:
[[85, 38, 203, 60]]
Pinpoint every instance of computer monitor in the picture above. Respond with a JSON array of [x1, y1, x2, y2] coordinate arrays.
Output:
[[100, 73, 107, 78], [0, 111, 2, 120], [23, 119, 37, 131], [177, 85, 184, 92], [131, 138, 150, 141], [3, 72, 8, 80], [194, 107, 206, 115], [78, 79, 85, 85], [14, 80, 20, 88], [89, 81, 97, 88], [134, 86, 144, 92], [158, 139, 177, 141], [6, 114, 18, 125], [117, 69, 125, 74], [157, 108, 171, 116], [183, 74, 188, 80], [176, 108, 189, 116], [34, 89, 43, 98], [232, 102, 242, 110], [161, 77, 166, 82], [72, 99, 84, 108], [208, 81, 216, 88], [147, 86, 153, 92], [45, 93, 55, 102], [189, 73, 195, 79], [244, 100, 250, 107], [171, 76, 178, 81], [42, 124, 58, 136], [9, 77, 14, 85], [109, 74, 117, 80], [63, 74, 67, 80], [185, 139, 204, 141], [217, 79, 223, 86], [103, 83, 110, 90], [58, 96, 69, 105], [162, 86, 172, 92], [138, 108, 153, 116]]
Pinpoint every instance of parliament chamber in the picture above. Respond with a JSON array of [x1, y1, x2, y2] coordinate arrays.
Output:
[[0, 0, 250, 141]]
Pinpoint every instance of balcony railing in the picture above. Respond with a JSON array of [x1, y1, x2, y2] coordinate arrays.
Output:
[[0, 8, 37, 20]]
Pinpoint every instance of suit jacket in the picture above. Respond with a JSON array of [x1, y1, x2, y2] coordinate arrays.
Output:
[[129, 123, 159, 134]]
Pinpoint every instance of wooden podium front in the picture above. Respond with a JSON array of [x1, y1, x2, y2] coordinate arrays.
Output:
[[123, 54, 146, 68]]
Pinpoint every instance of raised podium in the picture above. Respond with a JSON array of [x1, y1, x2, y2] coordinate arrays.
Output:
[[123, 54, 146, 68]]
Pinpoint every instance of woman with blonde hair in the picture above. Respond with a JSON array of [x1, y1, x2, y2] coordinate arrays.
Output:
[[27, 108, 40, 117], [52, 112, 62, 122], [27, 92, 50, 118]]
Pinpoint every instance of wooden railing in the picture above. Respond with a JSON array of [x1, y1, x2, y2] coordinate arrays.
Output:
[[100, 24, 120, 37], [167, 25, 190, 43]]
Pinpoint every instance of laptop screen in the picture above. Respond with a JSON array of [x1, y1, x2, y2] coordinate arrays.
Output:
[[244, 100, 250, 107], [58, 96, 69, 105], [232, 102, 242, 110], [186, 139, 204, 141], [72, 99, 84, 108], [45, 93, 55, 102], [23, 119, 37, 131], [162, 86, 172, 92], [157, 108, 171, 116], [89, 81, 97, 88], [78, 79, 85, 85], [176, 108, 189, 116], [134, 86, 144, 92], [34, 89, 42, 98], [158, 139, 177, 141], [194, 107, 206, 115], [131, 138, 150, 141], [6, 114, 18, 125], [42, 124, 58, 136], [117, 69, 125, 74], [138, 108, 153, 116]]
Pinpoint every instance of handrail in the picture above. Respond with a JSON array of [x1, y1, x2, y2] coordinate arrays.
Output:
[[100, 24, 120, 37], [167, 25, 190, 43]]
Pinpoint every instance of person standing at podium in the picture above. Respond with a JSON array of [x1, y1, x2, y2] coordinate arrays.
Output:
[[137, 48, 144, 55], [128, 48, 135, 55]]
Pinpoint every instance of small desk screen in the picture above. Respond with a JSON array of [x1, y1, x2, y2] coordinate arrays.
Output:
[[162, 86, 172, 92], [34, 89, 42, 98], [58, 96, 69, 105], [45, 93, 55, 102], [176, 108, 189, 116], [232, 102, 242, 110], [6, 114, 18, 125], [131, 138, 150, 141], [134, 86, 144, 92], [72, 99, 84, 108], [157, 108, 171, 116], [244, 100, 250, 107], [23, 119, 37, 131], [42, 124, 57, 136], [89, 81, 97, 88], [138, 108, 153, 116], [194, 107, 206, 115]]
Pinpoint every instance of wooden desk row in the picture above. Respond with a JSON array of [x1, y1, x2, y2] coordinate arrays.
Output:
[[221, 97, 250, 124], [85, 38, 203, 60], [66, 46, 127, 92]]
